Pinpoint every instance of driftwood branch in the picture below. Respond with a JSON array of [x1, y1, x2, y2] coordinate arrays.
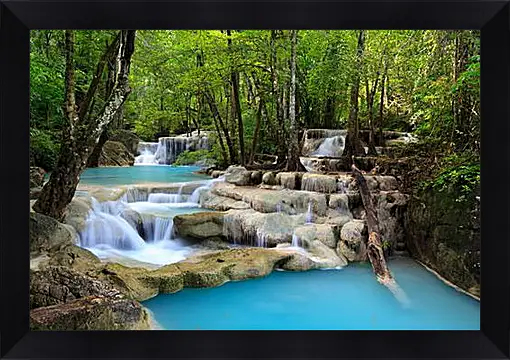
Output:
[[351, 161, 393, 285]]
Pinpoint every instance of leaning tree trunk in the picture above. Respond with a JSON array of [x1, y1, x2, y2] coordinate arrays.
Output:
[[286, 30, 306, 172], [33, 30, 136, 221], [351, 161, 408, 307], [343, 30, 366, 160]]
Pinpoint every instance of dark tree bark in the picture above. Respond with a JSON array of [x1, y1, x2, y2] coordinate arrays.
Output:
[[250, 98, 263, 165], [323, 95, 336, 129], [377, 64, 387, 146], [270, 30, 288, 166], [351, 162, 394, 286], [204, 89, 236, 164], [227, 30, 245, 166], [343, 30, 366, 159], [286, 30, 306, 172], [87, 40, 121, 168], [33, 30, 136, 221], [365, 73, 380, 156]]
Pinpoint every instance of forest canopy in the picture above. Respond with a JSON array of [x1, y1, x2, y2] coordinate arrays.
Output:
[[30, 29, 480, 178]]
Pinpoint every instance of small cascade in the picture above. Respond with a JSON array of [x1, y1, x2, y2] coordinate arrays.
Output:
[[148, 193, 188, 203], [124, 187, 149, 203], [189, 176, 225, 204], [313, 135, 345, 157], [140, 214, 174, 242], [80, 198, 146, 250], [305, 202, 313, 224], [291, 233, 301, 247], [276, 201, 283, 213], [256, 229, 268, 248], [154, 137, 190, 165], [135, 142, 159, 165], [337, 179, 348, 194]]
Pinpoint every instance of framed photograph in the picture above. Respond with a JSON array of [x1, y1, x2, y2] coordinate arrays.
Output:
[[1, 0, 508, 359]]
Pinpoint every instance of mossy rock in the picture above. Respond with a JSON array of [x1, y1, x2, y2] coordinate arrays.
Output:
[[173, 211, 225, 240], [30, 212, 76, 253], [30, 296, 150, 331]]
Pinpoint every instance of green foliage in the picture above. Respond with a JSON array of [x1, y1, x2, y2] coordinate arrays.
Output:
[[419, 152, 480, 202], [173, 150, 216, 166], [30, 29, 480, 170], [30, 129, 60, 171]]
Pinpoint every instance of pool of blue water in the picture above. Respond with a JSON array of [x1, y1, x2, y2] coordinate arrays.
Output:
[[144, 257, 479, 330], [78, 165, 208, 185]]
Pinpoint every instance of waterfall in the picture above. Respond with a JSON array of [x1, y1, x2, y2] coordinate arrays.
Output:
[[291, 233, 301, 247], [140, 214, 174, 242], [148, 193, 188, 203], [135, 142, 159, 165], [313, 135, 345, 157], [148, 183, 186, 203], [135, 132, 211, 166], [337, 180, 348, 194], [305, 202, 313, 224], [79, 198, 146, 250], [276, 201, 282, 213], [189, 176, 226, 204], [124, 187, 149, 203]]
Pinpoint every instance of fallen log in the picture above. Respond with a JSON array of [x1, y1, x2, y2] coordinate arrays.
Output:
[[351, 161, 394, 285]]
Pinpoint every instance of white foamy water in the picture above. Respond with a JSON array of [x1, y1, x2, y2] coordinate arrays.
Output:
[[78, 177, 224, 266]]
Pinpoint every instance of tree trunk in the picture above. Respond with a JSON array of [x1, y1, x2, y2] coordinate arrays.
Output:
[[226, 30, 245, 166], [204, 89, 236, 164], [377, 66, 387, 146], [33, 30, 136, 221], [366, 75, 379, 156], [210, 106, 229, 167], [270, 30, 287, 166], [232, 72, 245, 165], [250, 98, 263, 165], [286, 30, 306, 172], [351, 162, 394, 285], [343, 30, 366, 159], [87, 42, 121, 168]]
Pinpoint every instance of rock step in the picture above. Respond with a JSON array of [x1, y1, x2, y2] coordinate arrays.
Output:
[[223, 165, 400, 193]]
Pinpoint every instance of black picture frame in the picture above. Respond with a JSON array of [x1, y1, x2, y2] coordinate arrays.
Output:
[[1, 0, 508, 358]]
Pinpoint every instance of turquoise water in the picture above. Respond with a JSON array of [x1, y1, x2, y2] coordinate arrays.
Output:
[[79, 165, 208, 185], [144, 257, 480, 330]]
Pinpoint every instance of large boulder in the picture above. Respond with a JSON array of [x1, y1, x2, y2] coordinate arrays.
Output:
[[109, 130, 140, 156], [276, 172, 301, 190], [199, 192, 251, 211], [173, 212, 225, 240], [99, 141, 135, 167], [30, 296, 150, 330], [337, 219, 367, 262], [47, 245, 101, 273], [293, 224, 339, 249], [63, 196, 93, 232], [224, 166, 252, 186], [262, 171, 278, 185], [376, 191, 408, 251], [175, 248, 291, 286], [30, 167, 46, 188], [30, 212, 76, 253], [376, 176, 399, 191], [30, 266, 122, 309]]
